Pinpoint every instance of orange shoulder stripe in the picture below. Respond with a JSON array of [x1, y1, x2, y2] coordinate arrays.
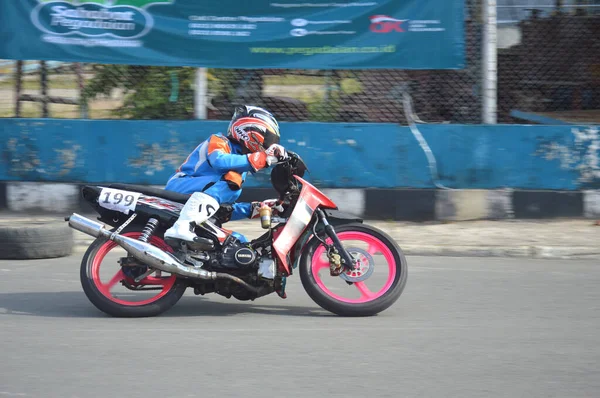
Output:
[[207, 135, 231, 155]]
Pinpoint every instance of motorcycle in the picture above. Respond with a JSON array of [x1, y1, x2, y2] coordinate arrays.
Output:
[[65, 151, 408, 317]]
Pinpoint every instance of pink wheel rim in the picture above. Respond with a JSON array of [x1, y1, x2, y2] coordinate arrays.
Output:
[[311, 231, 397, 304], [91, 232, 177, 307]]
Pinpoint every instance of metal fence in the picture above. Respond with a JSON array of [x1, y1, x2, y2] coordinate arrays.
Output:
[[497, 0, 600, 124], [1, 0, 598, 124]]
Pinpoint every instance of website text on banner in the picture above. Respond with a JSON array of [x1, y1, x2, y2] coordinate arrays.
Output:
[[0, 0, 465, 70]]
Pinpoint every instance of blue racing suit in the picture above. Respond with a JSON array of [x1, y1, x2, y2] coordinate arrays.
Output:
[[164, 133, 264, 241]]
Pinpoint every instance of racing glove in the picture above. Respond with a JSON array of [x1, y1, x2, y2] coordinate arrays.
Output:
[[247, 144, 289, 172]]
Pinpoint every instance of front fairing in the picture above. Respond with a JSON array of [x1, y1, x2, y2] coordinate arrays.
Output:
[[271, 175, 343, 274]]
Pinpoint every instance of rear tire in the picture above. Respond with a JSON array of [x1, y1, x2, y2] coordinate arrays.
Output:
[[299, 223, 407, 317], [80, 224, 187, 318]]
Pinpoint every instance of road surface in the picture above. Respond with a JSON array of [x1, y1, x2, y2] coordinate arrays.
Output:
[[1, 255, 599, 398]]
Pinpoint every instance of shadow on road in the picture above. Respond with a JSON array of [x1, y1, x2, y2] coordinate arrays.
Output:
[[165, 295, 334, 318], [0, 291, 335, 318]]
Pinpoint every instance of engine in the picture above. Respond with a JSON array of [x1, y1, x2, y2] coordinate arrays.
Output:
[[214, 236, 258, 270]]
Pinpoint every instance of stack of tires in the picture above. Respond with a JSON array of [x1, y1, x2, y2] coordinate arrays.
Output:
[[0, 218, 73, 260]]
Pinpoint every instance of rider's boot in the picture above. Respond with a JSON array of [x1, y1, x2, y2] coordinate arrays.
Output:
[[164, 192, 212, 243]]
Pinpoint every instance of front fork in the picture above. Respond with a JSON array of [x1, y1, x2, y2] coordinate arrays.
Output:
[[315, 208, 357, 276]]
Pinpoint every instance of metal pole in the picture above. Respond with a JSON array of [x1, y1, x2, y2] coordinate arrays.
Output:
[[40, 60, 49, 118], [76, 63, 89, 118], [482, 0, 498, 124], [194, 68, 207, 119], [14, 61, 23, 118]]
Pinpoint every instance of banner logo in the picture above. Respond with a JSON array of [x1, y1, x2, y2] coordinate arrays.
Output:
[[369, 15, 407, 33], [32, 0, 173, 39]]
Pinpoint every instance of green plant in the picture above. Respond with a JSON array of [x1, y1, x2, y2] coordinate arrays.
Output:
[[83, 65, 196, 119]]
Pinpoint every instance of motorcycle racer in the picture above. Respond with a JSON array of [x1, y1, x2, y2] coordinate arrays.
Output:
[[163, 105, 288, 246]]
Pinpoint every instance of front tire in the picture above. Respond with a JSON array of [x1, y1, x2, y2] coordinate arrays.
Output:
[[80, 225, 188, 317], [300, 223, 407, 317]]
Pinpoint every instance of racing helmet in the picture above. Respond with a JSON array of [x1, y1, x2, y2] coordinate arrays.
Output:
[[227, 105, 281, 154]]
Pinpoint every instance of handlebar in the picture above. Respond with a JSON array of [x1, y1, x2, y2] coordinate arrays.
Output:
[[269, 149, 308, 216]]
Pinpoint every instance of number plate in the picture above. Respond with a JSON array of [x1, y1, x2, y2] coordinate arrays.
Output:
[[99, 188, 140, 215]]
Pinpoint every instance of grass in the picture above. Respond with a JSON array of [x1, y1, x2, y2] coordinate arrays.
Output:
[[263, 76, 363, 104], [0, 99, 120, 119], [263, 75, 327, 86], [264, 75, 363, 91], [0, 79, 81, 90]]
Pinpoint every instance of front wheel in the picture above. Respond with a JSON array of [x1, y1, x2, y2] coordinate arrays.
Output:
[[299, 223, 407, 317]]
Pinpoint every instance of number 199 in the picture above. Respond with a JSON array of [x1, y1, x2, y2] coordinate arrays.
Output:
[[103, 192, 135, 206]]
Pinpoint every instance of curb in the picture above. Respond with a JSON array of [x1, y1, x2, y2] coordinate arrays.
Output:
[[399, 245, 600, 259]]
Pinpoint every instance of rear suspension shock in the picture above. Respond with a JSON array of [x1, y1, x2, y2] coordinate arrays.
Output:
[[139, 218, 159, 243]]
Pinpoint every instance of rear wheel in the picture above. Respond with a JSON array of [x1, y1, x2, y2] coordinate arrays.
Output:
[[80, 225, 188, 317], [300, 223, 407, 317]]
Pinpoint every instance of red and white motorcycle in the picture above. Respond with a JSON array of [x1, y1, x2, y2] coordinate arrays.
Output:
[[65, 151, 408, 317]]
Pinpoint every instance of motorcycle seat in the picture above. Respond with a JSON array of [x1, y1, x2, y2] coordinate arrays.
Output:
[[107, 183, 191, 204]]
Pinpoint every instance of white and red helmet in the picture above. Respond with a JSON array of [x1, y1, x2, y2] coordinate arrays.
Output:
[[227, 105, 281, 153]]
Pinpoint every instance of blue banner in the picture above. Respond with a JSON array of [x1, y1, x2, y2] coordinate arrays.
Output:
[[0, 0, 465, 69]]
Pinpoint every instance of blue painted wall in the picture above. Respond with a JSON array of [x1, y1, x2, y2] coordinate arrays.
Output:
[[1, 118, 599, 190]]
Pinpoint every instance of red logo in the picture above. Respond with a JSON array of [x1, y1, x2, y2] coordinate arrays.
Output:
[[369, 15, 407, 33]]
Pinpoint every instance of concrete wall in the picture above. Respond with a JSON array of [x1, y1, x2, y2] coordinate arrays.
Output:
[[1, 119, 599, 190]]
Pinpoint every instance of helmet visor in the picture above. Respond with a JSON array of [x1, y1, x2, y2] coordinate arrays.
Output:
[[262, 130, 280, 149]]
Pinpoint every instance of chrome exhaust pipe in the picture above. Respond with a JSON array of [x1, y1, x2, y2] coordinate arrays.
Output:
[[65, 213, 217, 280], [66, 213, 111, 239]]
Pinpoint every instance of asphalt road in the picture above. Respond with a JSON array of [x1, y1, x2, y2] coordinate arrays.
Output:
[[1, 255, 599, 398]]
